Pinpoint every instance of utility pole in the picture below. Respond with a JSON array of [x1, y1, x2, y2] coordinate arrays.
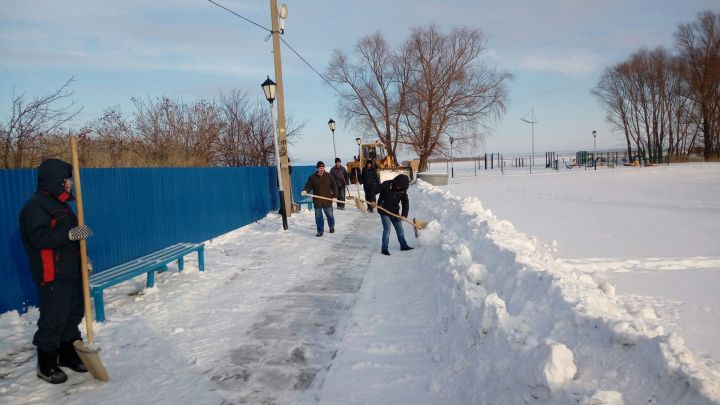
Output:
[[269, 1, 292, 217], [521, 109, 537, 174]]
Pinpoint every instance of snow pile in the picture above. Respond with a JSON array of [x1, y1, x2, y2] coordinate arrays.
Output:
[[409, 179, 720, 404]]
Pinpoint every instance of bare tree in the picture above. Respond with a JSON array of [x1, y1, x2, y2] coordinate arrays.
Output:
[[594, 64, 634, 159], [1, 80, 308, 168], [83, 106, 146, 167], [402, 25, 510, 171], [327, 26, 510, 172], [1, 78, 81, 168], [215, 91, 305, 167], [326, 32, 411, 163], [675, 10, 720, 160], [131, 96, 221, 166], [594, 47, 699, 163], [216, 91, 253, 167]]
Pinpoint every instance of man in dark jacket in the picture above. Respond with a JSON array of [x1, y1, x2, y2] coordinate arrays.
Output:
[[376, 174, 413, 255], [302, 161, 338, 237], [361, 160, 380, 213], [19, 158, 93, 384], [329, 158, 350, 210]]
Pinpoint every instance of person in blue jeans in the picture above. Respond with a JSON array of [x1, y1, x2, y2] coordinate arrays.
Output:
[[301, 161, 338, 237], [375, 174, 414, 255]]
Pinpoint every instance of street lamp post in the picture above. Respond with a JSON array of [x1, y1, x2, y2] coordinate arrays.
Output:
[[262, 76, 288, 230], [355, 137, 361, 183], [328, 118, 337, 159], [449, 136, 454, 178], [592, 130, 597, 171]]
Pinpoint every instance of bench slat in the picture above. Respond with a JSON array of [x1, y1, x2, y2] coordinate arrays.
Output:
[[90, 243, 201, 286], [91, 248, 201, 287]]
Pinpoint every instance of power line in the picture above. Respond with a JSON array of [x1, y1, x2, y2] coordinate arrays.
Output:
[[279, 37, 342, 95], [207, 0, 270, 33], [207, 0, 343, 96]]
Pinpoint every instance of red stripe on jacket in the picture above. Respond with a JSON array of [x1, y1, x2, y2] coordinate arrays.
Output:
[[41, 249, 55, 283]]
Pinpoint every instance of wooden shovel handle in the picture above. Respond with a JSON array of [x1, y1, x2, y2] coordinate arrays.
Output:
[[305, 193, 343, 205], [308, 192, 422, 230], [71, 137, 94, 344], [372, 203, 421, 229]]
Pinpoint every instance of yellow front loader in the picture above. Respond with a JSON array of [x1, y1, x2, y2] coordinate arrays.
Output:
[[347, 140, 415, 184]]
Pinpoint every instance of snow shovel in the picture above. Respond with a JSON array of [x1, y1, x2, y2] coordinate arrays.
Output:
[[70, 136, 110, 382], [352, 177, 367, 211], [345, 189, 367, 212]]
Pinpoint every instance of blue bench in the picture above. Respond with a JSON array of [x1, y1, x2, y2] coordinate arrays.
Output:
[[298, 199, 314, 210], [89, 242, 205, 322]]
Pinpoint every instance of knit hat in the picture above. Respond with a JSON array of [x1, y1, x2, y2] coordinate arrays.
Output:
[[335, 157, 341, 163], [316, 161, 325, 168]]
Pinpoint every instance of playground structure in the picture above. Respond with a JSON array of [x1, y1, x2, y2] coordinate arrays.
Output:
[[425, 149, 652, 176]]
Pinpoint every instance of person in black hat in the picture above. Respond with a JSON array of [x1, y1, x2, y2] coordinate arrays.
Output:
[[375, 174, 413, 255], [301, 161, 338, 236], [19, 158, 93, 384], [329, 158, 350, 209], [361, 160, 380, 212]]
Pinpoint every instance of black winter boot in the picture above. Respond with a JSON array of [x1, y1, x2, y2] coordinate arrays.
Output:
[[37, 349, 68, 384], [59, 342, 88, 373]]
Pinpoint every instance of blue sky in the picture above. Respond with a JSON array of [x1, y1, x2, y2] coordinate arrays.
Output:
[[1, 0, 717, 165]]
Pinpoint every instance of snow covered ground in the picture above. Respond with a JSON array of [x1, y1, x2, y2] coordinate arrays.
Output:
[[440, 161, 720, 364], [1, 162, 719, 404]]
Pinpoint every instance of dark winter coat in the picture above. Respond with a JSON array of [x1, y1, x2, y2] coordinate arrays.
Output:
[[376, 177, 409, 217], [19, 159, 81, 285], [361, 166, 380, 187], [329, 165, 349, 188], [303, 172, 338, 208]]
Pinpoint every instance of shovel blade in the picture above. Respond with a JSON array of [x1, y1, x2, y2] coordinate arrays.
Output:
[[355, 198, 367, 212], [74, 340, 110, 381], [413, 218, 429, 238]]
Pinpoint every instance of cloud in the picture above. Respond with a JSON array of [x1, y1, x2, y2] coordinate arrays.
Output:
[[516, 51, 602, 78]]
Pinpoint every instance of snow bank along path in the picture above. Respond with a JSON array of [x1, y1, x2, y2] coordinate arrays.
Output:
[[395, 180, 720, 404]]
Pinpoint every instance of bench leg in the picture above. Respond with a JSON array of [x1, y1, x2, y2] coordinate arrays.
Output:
[[147, 271, 155, 288], [198, 247, 205, 272], [91, 289, 106, 323], [178, 257, 184, 272]]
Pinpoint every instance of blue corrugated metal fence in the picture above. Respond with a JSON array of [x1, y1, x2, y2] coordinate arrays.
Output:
[[0, 165, 314, 314]]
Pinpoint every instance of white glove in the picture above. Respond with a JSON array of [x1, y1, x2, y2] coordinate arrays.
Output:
[[301, 191, 308, 196], [87, 258, 93, 273], [69, 225, 93, 241]]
